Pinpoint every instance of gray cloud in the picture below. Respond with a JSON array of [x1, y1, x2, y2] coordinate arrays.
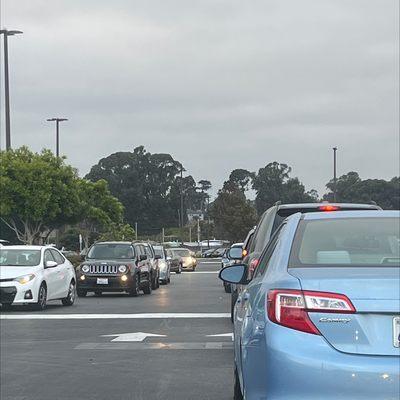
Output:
[[1, 0, 398, 198]]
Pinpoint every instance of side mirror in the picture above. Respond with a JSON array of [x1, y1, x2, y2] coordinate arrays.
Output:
[[219, 264, 247, 285], [166, 256, 172, 261], [139, 255, 147, 261], [154, 255, 162, 260], [228, 247, 244, 260], [45, 260, 58, 269]]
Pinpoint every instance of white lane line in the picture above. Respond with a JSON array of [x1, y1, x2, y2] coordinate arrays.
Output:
[[0, 313, 230, 320], [207, 333, 234, 341]]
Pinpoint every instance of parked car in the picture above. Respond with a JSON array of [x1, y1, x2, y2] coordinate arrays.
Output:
[[220, 210, 400, 400], [167, 248, 197, 272], [142, 243, 160, 290], [76, 241, 153, 297], [0, 245, 76, 310], [230, 202, 382, 322], [153, 245, 171, 284], [221, 243, 244, 293], [203, 247, 227, 258]]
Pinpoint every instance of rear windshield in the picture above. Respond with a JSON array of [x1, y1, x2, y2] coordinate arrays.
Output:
[[289, 217, 400, 267], [87, 244, 134, 259], [0, 249, 41, 267]]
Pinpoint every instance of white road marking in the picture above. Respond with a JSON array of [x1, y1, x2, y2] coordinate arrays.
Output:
[[102, 332, 166, 342], [0, 313, 230, 320], [75, 342, 234, 350], [206, 333, 234, 341]]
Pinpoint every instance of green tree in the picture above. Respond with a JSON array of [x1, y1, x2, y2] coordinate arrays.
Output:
[[210, 181, 257, 243], [324, 172, 399, 209], [77, 179, 124, 249], [253, 162, 317, 214], [98, 223, 136, 242], [0, 147, 81, 244], [228, 169, 255, 192]]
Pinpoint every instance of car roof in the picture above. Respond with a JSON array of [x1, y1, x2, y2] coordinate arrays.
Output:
[[278, 202, 381, 210], [301, 210, 398, 220], [0, 245, 51, 250], [95, 241, 133, 245], [231, 243, 244, 247], [171, 248, 189, 251]]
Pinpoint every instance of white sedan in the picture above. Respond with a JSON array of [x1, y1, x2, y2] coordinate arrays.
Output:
[[0, 245, 76, 310]]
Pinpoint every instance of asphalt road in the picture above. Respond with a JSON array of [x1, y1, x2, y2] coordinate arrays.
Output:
[[0, 259, 234, 400]]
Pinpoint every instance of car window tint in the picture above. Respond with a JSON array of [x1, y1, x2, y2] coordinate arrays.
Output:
[[254, 223, 286, 278], [252, 207, 276, 253], [44, 250, 55, 263], [51, 249, 65, 264]]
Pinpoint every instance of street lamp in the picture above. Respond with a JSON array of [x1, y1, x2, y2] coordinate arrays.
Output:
[[0, 29, 23, 150], [333, 147, 338, 202], [47, 118, 68, 157]]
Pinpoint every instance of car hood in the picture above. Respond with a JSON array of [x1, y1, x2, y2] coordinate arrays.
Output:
[[81, 259, 133, 265], [0, 266, 39, 279]]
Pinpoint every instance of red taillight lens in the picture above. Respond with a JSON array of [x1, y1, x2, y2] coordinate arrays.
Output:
[[318, 205, 340, 212], [267, 289, 355, 335], [249, 258, 259, 273]]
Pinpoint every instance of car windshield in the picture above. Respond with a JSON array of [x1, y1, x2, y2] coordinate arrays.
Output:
[[87, 244, 134, 259], [290, 217, 400, 267], [0, 249, 41, 267], [153, 248, 165, 258], [172, 249, 190, 257]]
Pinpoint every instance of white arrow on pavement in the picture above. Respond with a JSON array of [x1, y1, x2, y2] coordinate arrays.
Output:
[[206, 333, 234, 341], [102, 332, 166, 342]]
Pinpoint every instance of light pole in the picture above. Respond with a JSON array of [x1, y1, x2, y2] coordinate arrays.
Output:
[[180, 165, 184, 244], [47, 118, 68, 157], [0, 29, 23, 150], [333, 147, 338, 202]]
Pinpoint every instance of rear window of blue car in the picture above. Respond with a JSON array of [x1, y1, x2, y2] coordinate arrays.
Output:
[[289, 217, 400, 267]]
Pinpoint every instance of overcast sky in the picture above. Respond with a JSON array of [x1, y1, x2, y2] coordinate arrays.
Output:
[[0, 0, 398, 198]]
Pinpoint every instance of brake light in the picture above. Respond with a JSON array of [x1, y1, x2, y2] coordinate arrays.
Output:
[[249, 258, 259, 273], [267, 290, 355, 335], [318, 205, 340, 212]]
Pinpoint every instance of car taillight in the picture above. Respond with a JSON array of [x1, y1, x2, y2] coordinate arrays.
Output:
[[249, 258, 259, 273], [318, 205, 340, 212], [267, 289, 355, 335], [242, 249, 248, 257]]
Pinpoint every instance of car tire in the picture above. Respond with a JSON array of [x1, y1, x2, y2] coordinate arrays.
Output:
[[94, 290, 102, 296], [33, 283, 47, 311], [128, 274, 140, 297], [77, 289, 87, 297], [234, 367, 243, 400], [167, 276, 170, 284], [151, 272, 158, 290], [61, 281, 76, 306], [143, 279, 152, 295], [224, 283, 232, 294], [176, 264, 182, 274], [231, 289, 238, 323]]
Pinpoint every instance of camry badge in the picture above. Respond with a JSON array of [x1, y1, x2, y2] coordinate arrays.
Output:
[[319, 317, 351, 324]]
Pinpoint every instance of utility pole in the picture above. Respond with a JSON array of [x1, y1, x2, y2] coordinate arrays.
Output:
[[47, 118, 68, 157], [333, 147, 338, 202], [0, 29, 23, 150], [180, 165, 184, 244]]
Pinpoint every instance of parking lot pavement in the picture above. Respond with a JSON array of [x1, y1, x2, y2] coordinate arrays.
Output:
[[0, 260, 234, 400]]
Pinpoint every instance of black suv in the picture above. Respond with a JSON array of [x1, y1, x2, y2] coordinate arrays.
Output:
[[76, 241, 156, 297]]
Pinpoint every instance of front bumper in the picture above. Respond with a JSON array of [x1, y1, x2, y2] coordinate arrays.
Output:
[[0, 280, 39, 304], [77, 272, 149, 292]]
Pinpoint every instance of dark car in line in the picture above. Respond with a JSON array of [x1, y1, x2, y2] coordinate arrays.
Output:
[[76, 241, 154, 297]]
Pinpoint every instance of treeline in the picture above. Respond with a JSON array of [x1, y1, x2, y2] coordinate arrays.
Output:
[[1, 145, 398, 246]]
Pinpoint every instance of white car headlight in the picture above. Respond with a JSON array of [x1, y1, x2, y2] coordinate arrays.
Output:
[[81, 265, 90, 273], [118, 265, 127, 273], [14, 274, 35, 284]]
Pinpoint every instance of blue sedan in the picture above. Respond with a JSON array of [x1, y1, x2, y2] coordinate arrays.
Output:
[[220, 210, 400, 400]]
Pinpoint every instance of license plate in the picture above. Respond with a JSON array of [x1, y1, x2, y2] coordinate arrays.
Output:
[[393, 317, 400, 348], [97, 278, 108, 285]]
